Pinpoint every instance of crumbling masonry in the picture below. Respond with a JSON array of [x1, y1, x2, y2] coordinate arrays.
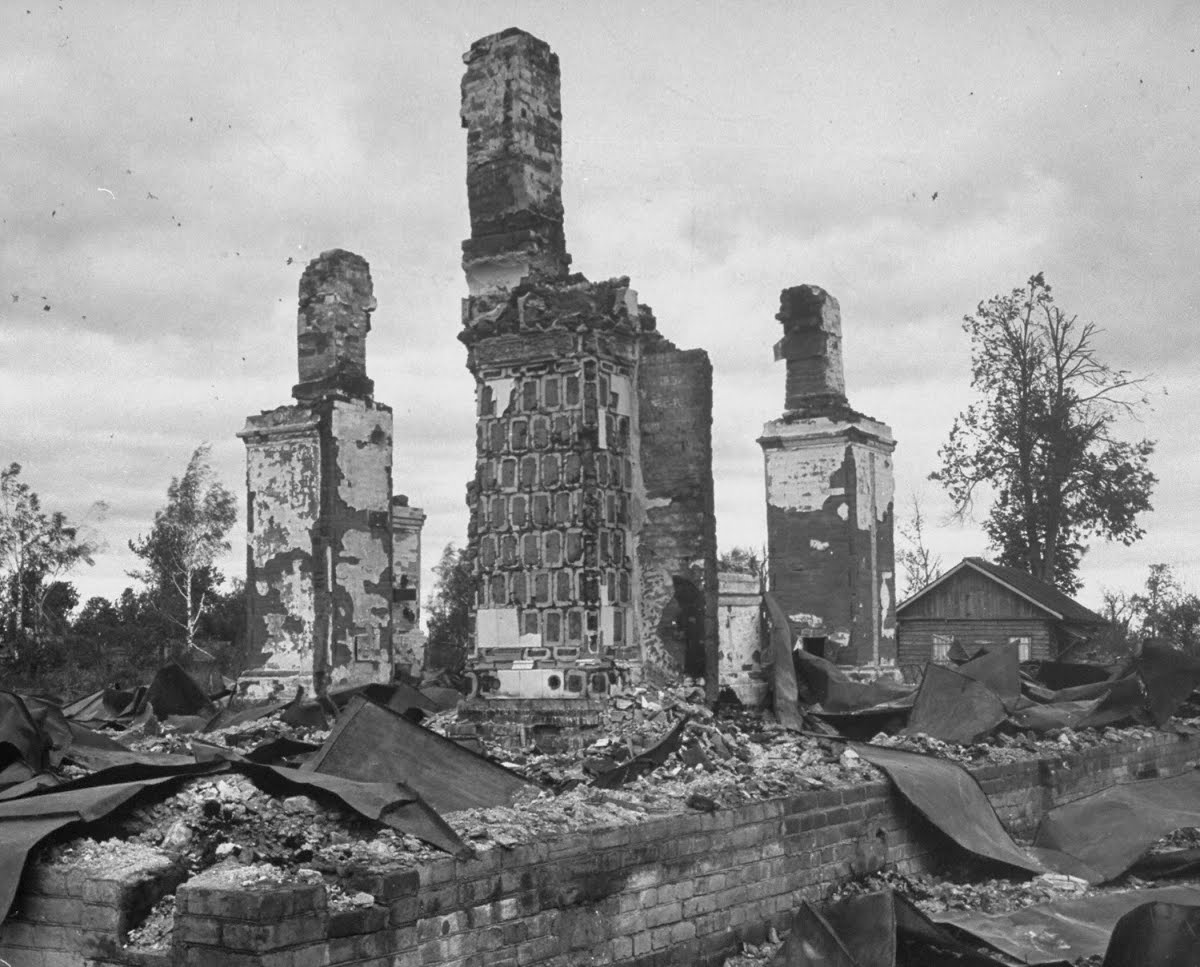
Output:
[[459, 29, 718, 697], [239, 250, 396, 697], [759, 286, 897, 665]]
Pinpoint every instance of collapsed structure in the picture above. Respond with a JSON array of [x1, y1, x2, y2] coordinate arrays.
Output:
[[759, 286, 897, 667], [239, 251, 425, 697], [458, 29, 718, 699]]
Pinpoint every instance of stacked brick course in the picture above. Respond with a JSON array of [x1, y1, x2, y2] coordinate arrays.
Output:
[[5, 734, 1195, 967], [459, 30, 717, 688]]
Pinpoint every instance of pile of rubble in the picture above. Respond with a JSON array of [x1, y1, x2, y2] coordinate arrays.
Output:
[[5, 649, 1200, 963]]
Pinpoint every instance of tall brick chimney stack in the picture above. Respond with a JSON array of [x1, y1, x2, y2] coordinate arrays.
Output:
[[460, 28, 571, 295], [773, 284, 846, 412], [293, 249, 376, 402]]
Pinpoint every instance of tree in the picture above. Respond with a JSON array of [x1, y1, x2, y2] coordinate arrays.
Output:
[[129, 444, 237, 651], [933, 274, 1156, 592], [1132, 563, 1200, 653], [896, 492, 942, 599], [425, 543, 473, 673], [718, 546, 764, 576], [0, 463, 101, 646]]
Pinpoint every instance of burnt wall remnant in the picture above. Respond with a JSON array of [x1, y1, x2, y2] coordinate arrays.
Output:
[[239, 250, 395, 698], [459, 28, 718, 698], [391, 494, 427, 677], [759, 285, 896, 666]]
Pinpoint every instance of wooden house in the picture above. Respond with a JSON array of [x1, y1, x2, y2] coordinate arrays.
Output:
[[896, 557, 1107, 667]]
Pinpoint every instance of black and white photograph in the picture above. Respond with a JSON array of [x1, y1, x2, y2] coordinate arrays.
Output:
[[2, 3, 1199, 964]]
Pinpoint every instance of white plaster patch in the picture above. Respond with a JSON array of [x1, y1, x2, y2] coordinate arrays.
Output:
[[789, 612, 824, 626], [599, 596, 615, 650], [644, 496, 673, 510], [483, 376, 517, 417], [809, 539, 830, 551], [852, 442, 895, 529], [246, 433, 320, 560], [476, 607, 520, 649], [336, 528, 391, 626], [836, 504, 849, 520], [610, 373, 633, 417], [764, 443, 847, 513], [260, 557, 314, 672], [332, 401, 392, 512]]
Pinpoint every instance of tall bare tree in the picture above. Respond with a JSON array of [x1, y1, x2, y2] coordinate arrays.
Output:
[[896, 492, 942, 599], [933, 274, 1155, 593]]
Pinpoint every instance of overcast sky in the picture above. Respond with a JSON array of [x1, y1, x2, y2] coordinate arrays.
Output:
[[3, 0, 1197, 615]]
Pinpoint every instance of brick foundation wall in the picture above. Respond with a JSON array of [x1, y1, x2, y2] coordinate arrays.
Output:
[[4, 732, 1196, 967]]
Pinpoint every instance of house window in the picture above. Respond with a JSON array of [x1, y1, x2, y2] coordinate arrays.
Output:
[[1009, 636, 1032, 661], [931, 634, 954, 661]]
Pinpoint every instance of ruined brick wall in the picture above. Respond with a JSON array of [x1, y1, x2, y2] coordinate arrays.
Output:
[[294, 250, 375, 401], [462, 279, 644, 666], [9, 734, 1195, 967], [460, 28, 569, 295], [241, 406, 322, 684], [760, 287, 896, 666], [637, 348, 719, 687], [458, 30, 716, 688], [774, 284, 846, 408], [717, 572, 766, 705], [391, 497, 427, 675], [239, 251, 394, 698]]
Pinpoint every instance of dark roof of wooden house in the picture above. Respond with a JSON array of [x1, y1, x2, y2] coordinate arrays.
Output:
[[897, 556, 1106, 625]]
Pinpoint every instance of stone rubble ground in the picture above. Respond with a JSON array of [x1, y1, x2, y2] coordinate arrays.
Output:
[[27, 684, 1200, 958]]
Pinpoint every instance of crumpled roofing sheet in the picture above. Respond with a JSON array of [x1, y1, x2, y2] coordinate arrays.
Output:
[[853, 743, 1047, 875], [1035, 768, 1200, 882], [936, 885, 1200, 965]]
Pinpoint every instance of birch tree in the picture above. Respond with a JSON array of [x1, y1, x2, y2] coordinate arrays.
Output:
[[129, 444, 237, 651]]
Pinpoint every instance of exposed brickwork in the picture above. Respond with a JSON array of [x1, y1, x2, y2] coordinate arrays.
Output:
[[239, 251, 394, 699], [460, 28, 570, 295], [0, 853, 182, 967], [637, 348, 719, 688], [458, 31, 716, 695], [9, 735, 1195, 967], [760, 287, 896, 666], [293, 249, 376, 401], [463, 279, 647, 669], [774, 285, 846, 410]]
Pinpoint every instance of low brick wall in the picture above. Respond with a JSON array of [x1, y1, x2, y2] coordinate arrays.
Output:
[[3, 732, 1196, 967]]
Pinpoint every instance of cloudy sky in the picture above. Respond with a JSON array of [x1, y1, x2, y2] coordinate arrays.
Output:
[[3, 0, 1197, 615]]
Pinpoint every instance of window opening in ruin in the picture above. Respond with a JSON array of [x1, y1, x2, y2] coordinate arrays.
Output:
[[801, 636, 827, 659], [658, 577, 707, 678], [932, 633, 954, 661]]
